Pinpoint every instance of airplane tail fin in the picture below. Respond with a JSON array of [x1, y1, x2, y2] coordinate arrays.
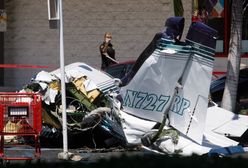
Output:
[[169, 22, 218, 143], [120, 40, 191, 122], [120, 16, 191, 121], [120, 19, 218, 144]]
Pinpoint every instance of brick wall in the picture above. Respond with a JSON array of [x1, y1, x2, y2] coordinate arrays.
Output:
[[3, 0, 192, 89]]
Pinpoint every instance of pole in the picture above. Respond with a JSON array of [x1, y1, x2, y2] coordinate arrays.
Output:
[[58, 0, 68, 160]]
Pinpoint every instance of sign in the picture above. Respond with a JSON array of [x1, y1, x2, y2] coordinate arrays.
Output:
[[47, 0, 59, 29]]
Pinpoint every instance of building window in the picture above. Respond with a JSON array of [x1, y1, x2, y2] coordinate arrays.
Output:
[[193, 0, 248, 56], [192, 0, 226, 53]]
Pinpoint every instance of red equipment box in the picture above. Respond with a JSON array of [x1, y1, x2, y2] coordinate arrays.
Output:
[[0, 92, 42, 162]]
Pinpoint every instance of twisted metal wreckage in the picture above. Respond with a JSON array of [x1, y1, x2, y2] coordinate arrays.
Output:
[[10, 17, 248, 156]]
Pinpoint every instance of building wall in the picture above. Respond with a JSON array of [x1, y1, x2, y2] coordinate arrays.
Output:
[[3, 0, 192, 89]]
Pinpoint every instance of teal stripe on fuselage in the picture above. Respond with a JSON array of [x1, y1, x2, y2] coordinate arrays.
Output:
[[157, 38, 191, 54], [186, 39, 215, 54], [156, 37, 215, 64], [185, 39, 215, 62]]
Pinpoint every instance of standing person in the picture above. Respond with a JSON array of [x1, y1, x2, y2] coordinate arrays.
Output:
[[99, 32, 116, 70]]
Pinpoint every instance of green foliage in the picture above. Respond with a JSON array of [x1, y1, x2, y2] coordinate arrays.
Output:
[[173, 0, 184, 16]]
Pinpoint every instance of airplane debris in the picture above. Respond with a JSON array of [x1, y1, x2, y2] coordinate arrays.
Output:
[[10, 17, 248, 157]]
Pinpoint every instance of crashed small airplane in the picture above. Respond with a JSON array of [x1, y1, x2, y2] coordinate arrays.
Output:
[[18, 17, 248, 156]]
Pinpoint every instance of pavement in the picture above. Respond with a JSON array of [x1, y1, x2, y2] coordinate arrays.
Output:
[[42, 147, 144, 163], [3, 146, 248, 167], [2, 146, 145, 164]]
